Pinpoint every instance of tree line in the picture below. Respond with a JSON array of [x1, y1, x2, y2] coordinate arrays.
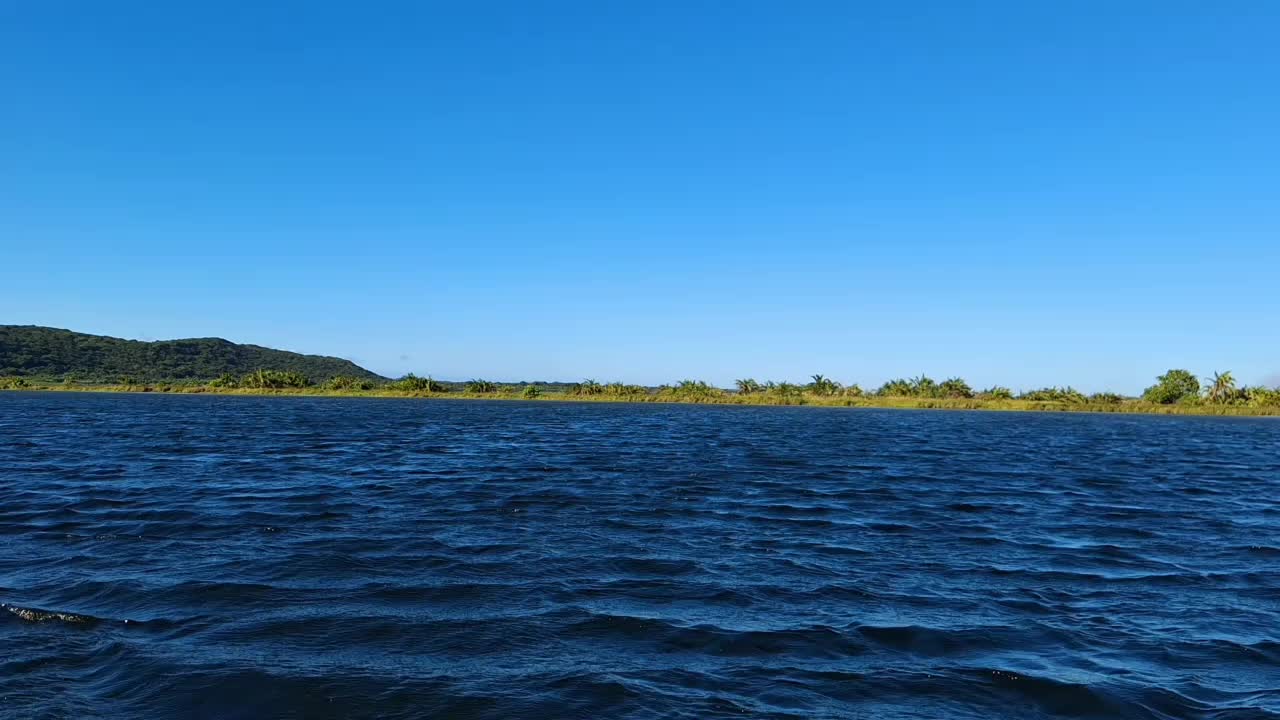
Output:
[[3, 367, 1276, 408], [727, 370, 1276, 407]]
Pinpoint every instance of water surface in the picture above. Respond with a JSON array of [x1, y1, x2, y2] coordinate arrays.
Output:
[[2, 393, 1278, 718]]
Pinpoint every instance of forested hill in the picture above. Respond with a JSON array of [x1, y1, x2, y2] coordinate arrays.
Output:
[[0, 326, 385, 383]]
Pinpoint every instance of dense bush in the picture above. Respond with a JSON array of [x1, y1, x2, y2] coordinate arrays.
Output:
[[875, 375, 972, 399], [465, 379, 498, 393], [604, 382, 647, 397], [568, 379, 604, 396], [938, 377, 973, 398], [768, 381, 802, 399], [240, 370, 311, 389], [209, 373, 239, 388], [807, 374, 841, 396], [1243, 386, 1280, 406], [877, 378, 914, 396], [393, 374, 444, 393], [0, 376, 27, 389], [661, 380, 723, 401], [326, 375, 376, 391], [1020, 387, 1087, 403], [1142, 369, 1200, 404]]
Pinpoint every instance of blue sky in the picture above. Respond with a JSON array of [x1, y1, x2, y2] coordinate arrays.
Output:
[[3, 2, 1277, 392]]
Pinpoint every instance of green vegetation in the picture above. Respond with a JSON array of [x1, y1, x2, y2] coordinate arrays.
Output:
[[240, 370, 312, 389], [325, 375, 377, 391], [8, 358, 1278, 418], [465, 379, 498, 394], [0, 325, 384, 384], [2, 326, 1276, 416], [1142, 369, 1201, 404], [1019, 386, 1087, 403], [875, 375, 975, 399], [6, 368, 1278, 416], [391, 373, 446, 393], [569, 379, 603, 396]]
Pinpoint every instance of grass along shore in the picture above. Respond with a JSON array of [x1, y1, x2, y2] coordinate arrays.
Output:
[[3, 371, 1278, 417]]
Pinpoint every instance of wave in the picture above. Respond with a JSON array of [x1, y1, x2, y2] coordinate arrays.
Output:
[[2, 603, 100, 625], [4, 393, 1279, 718]]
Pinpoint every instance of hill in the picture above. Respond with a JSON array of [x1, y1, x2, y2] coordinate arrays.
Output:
[[0, 326, 385, 383]]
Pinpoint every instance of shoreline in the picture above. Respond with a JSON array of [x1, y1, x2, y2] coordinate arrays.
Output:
[[4, 384, 1278, 417]]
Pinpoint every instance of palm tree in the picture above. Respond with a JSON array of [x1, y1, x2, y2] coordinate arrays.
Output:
[[877, 378, 913, 397], [676, 380, 717, 397], [735, 378, 762, 394], [772, 382, 801, 397], [808, 374, 840, 396], [939, 377, 973, 398], [1207, 371, 1237, 404], [910, 375, 938, 398]]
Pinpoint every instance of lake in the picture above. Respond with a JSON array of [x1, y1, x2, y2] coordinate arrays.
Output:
[[1, 392, 1277, 719]]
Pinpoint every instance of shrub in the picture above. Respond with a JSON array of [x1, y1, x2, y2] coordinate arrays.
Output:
[[666, 380, 723, 400], [522, 385, 542, 399], [807, 374, 841, 396], [0, 376, 27, 389], [568, 379, 603, 396], [1243, 386, 1280, 406], [240, 370, 312, 389], [1089, 392, 1124, 404], [465, 379, 497, 393], [769, 381, 802, 398], [1020, 386, 1086, 403], [980, 386, 1014, 400], [910, 375, 938, 397], [939, 377, 974, 399], [393, 374, 444, 393], [326, 375, 375, 391], [1142, 369, 1199, 404], [604, 382, 647, 397], [877, 378, 913, 397], [209, 373, 239, 388]]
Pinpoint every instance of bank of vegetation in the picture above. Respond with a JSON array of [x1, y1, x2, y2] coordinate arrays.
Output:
[[3, 368, 1278, 416]]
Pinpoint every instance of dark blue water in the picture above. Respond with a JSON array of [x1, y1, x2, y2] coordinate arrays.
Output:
[[2, 393, 1278, 719]]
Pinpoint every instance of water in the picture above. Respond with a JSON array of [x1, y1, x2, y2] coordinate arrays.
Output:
[[2, 392, 1278, 719]]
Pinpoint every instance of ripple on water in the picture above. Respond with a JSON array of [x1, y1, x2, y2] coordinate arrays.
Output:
[[1, 393, 1278, 719]]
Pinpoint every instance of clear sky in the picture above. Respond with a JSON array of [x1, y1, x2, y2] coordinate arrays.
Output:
[[3, 2, 1277, 392]]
